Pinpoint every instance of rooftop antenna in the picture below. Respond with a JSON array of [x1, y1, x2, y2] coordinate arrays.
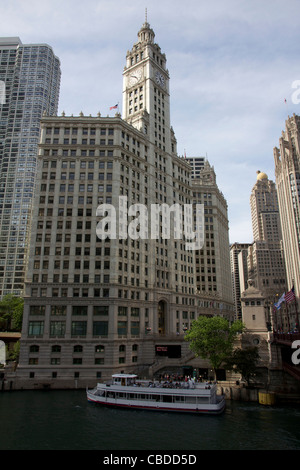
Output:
[[145, 7, 148, 23]]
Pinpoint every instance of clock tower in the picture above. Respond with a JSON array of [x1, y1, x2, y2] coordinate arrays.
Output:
[[122, 19, 171, 153]]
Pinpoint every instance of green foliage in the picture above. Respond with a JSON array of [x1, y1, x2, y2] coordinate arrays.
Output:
[[6, 341, 20, 362], [224, 347, 260, 385], [0, 295, 24, 331], [184, 316, 245, 375]]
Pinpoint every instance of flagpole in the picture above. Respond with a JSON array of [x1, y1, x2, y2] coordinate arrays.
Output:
[[295, 299, 299, 330], [272, 304, 277, 332], [284, 97, 289, 116], [292, 280, 299, 329], [286, 302, 290, 332]]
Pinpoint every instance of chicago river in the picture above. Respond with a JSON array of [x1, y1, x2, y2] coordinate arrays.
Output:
[[1, 390, 300, 450]]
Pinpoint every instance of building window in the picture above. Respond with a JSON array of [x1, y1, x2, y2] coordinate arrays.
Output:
[[72, 306, 88, 316], [93, 321, 108, 336], [131, 307, 140, 317], [50, 321, 66, 337], [118, 321, 127, 336], [73, 358, 82, 364], [95, 358, 104, 365], [94, 306, 109, 315], [71, 321, 87, 336], [28, 321, 44, 336], [118, 306, 128, 316], [29, 358, 39, 365], [30, 305, 46, 315], [131, 322, 140, 336]]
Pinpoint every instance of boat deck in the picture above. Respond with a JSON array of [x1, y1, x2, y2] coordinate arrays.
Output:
[[87, 374, 226, 414]]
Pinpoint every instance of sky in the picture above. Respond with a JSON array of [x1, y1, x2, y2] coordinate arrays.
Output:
[[1, 0, 300, 243]]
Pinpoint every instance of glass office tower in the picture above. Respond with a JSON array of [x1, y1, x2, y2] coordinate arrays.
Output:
[[0, 37, 60, 297]]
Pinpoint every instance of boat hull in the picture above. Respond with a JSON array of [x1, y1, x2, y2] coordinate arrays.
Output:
[[86, 390, 226, 415]]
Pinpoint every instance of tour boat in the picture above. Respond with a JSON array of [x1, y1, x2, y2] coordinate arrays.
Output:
[[86, 373, 226, 415]]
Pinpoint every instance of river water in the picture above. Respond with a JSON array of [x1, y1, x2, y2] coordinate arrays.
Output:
[[1, 390, 300, 451]]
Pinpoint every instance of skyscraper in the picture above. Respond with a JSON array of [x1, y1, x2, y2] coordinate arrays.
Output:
[[274, 114, 300, 304], [247, 171, 286, 298], [189, 159, 234, 320], [18, 21, 197, 388], [17, 21, 233, 389], [187, 156, 206, 178], [230, 242, 251, 320], [0, 37, 60, 297]]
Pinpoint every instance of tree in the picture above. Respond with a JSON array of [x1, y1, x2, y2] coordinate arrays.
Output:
[[0, 295, 24, 331], [224, 347, 260, 386], [184, 316, 245, 380]]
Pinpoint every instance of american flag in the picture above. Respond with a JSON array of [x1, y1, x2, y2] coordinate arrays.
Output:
[[110, 104, 118, 110], [285, 286, 296, 304]]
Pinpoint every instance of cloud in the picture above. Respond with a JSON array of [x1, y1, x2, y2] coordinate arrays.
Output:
[[1, 0, 300, 243]]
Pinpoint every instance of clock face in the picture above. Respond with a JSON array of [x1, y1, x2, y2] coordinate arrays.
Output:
[[155, 71, 165, 87], [129, 67, 143, 86]]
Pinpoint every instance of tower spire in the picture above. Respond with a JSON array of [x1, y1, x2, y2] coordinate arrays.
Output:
[[137, 11, 155, 43]]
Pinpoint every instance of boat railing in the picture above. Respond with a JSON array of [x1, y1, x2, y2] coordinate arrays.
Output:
[[105, 378, 215, 391], [138, 379, 214, 388]]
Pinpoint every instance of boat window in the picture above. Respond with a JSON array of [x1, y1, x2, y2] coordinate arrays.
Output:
[[162, 395, 172, 403], [185, 397, 196, 404], [151, 395, 160, 401], [127, 393, 138, 400], [197, 397, 209, 404], [174, 396, 185, 402]]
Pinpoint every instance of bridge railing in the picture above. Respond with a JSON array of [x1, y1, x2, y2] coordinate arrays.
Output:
[[273, 332, 300, 344]]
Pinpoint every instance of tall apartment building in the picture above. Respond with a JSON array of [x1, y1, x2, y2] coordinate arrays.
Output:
[[189, 159, 234, 320], [230, 242, 251, 320], [0, 37, 60, 297], [247, 171, 287, 299], [274, 114, 300, 303]]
